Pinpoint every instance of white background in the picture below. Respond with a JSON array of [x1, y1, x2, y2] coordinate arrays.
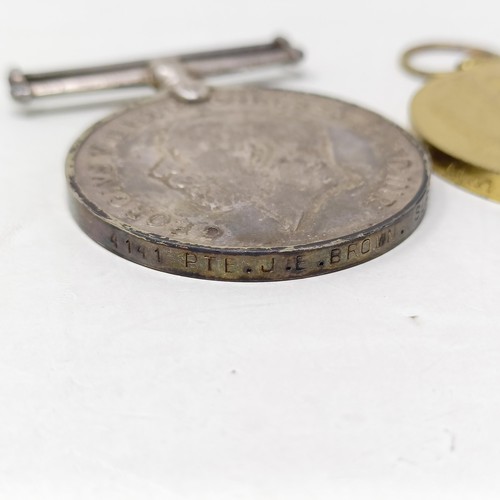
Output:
[[1, 1, 500, 499]]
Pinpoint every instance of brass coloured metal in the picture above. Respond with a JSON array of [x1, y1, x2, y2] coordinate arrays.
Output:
[[428, 145, 500, 203], [408, 53, 500, 174], [402, 41, 500, 202], [401, 42, 496, 78]]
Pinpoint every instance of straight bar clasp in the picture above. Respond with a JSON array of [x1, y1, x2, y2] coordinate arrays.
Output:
[[9, 36, 303, 103]]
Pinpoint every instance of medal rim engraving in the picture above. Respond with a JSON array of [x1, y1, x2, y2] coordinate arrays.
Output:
[[428, 144, 500, 203]]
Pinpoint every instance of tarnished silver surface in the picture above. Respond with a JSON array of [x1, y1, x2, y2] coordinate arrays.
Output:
[[67, 86, 430, 281]]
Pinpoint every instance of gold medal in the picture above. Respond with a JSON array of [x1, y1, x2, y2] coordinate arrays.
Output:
[[402, 43, 500, 202], [402, 44, 500, 173]]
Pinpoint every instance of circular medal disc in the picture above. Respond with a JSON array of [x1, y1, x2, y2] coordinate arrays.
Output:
[[429, 144, 500, 203], [411, 58, 500, 174], [67, 87, 430, 281]]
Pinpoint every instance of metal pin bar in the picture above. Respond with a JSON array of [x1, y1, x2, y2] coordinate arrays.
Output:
[[9, 37, 303, 102]]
